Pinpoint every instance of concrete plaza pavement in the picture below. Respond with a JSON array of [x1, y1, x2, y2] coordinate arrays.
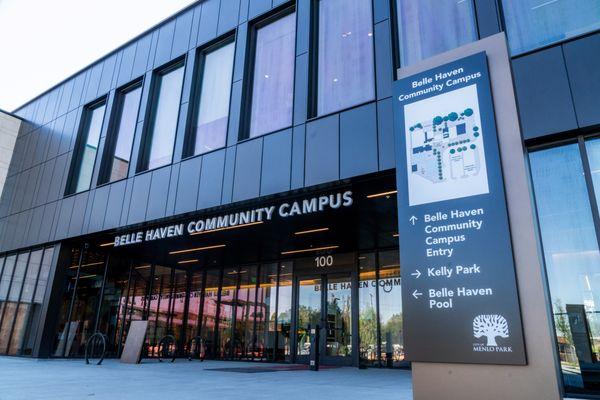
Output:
[[0, 357, 412, 400]]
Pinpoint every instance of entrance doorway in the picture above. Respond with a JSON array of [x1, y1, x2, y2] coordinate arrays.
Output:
[[293, 253, 356, 366]]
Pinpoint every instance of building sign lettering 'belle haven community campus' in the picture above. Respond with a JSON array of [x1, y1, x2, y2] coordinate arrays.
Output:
[[114, 191, 353, 247]]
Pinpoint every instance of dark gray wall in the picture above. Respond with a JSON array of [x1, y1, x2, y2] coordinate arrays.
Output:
[[512, 33, 600, 140], [0, 0, 597, 253]]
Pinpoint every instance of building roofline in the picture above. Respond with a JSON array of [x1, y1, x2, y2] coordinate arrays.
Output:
[[11, 0, 204, 115], [0, 107, 25, 121]]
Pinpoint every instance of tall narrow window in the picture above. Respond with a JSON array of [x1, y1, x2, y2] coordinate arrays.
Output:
[[249, 12, 296, 138], [144, 64, 185, 170], [317, 0, 375, 116], [396, 0, 477, 66], [193, 41, 235, 155], [530, 143, 600, 396], [104, 84, 142, 182], [71, 102, 106, 193]]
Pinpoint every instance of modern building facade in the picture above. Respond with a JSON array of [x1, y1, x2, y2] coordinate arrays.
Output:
[[0, 0, 599, 398]]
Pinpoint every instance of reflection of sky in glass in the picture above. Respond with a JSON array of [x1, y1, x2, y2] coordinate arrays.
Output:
[[530, 144, 600, 311], [249, 13, 295, 137], [75, 104, 105, 192], [396, 0, 477, 66], [148, 66, 184, 170]]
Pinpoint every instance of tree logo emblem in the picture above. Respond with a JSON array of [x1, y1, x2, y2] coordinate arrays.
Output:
[[473, 314, 509, 346]]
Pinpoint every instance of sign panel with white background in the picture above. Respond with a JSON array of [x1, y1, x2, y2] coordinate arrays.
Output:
[[393, 52, 526, 364]]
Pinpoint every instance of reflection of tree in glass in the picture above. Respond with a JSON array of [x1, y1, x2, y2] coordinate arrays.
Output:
[[384, 313, 403, 337], [381, 313, 403, 361], [553, 300, 572, 346], [327, 292, 352, 355], [359, 306, 377, 360], [297, 305, 320, 354]]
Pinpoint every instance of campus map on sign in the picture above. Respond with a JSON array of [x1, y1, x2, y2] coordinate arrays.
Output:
[[405, 84, 489, 206]]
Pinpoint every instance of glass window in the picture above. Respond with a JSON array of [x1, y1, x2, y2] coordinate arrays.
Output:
[[145, 265, 172, 357], [396, 0, 477, 66], [317, 0, 375, 115], [296, 277, 321, 356], [502, 0, 600, 55], [0, 253, 28, 353], [359, 253, 379, 366], [530, 143, 600, 396], [0, 255, 16, 304], [145, 65, 185, 170], [201, 269, 220, 358], [585, 138, 600, 211], [255, 263, 278, 361], [73, 103, 106, 193], [8, 250, 42, 355], [276, 261, 293, 361], [234, 266, 258, 360], [193, 42, 235, 155], [66, 255, 106, 357], [218, 267, 236, 358], [249, 12, 296, 137], [105, 85, 142, 182], [378, 250, 404, 367], [20, 247, 54, 355], [185, 271, 204, 343], [34, 247, 54, 304], [94, 258, 131, 356]]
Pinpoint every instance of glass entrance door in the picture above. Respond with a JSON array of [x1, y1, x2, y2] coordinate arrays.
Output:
[[323, 274, 352, 363], [295, 273, 353, 366]]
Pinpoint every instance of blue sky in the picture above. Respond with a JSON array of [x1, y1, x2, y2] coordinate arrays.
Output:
[[0, 0, 197, 111]]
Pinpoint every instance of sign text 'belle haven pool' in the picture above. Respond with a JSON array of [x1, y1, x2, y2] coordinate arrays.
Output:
[[113, 191, 353, 247]]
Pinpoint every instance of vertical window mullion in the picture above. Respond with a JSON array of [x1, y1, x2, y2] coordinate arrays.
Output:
[[578, 137, 600, 253]]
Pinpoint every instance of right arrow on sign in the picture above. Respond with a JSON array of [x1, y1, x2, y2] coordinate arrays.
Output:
[[412, 290, 423, 299], [411, 270, 421, 279]]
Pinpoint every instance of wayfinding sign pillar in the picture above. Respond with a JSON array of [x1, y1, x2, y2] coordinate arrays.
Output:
[[395, 50, 525, 364], [393, 33, 561, 399]]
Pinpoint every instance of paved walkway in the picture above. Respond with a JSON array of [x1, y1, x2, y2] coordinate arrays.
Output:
[[0, 357, 413, 400]]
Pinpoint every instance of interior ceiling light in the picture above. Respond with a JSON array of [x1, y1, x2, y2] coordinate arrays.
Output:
[[69, 261, 105, 269], [169, 244, 226, 255], [190, 221, 263, 236], [99, 242, 114, 247], [294, 227, 329, 235], [393, 233, 399, 237], [177, 259, 199, 264], [366, 190, 397, 199], [135, 265, 151, 269], [281, 245, 339, 255]]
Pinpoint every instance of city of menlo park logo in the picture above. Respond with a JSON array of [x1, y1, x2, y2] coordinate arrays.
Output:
[[472, 314, 513, 353]]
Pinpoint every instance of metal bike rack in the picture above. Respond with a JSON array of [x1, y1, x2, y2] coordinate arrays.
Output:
[[157, 334, 177, 363], [85, 332, 107, 365]]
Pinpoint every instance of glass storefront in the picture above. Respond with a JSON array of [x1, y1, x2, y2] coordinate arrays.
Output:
[[49, 244, 402, 368], [0, 247, 55, 356], [530, 137, 600, 397]]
